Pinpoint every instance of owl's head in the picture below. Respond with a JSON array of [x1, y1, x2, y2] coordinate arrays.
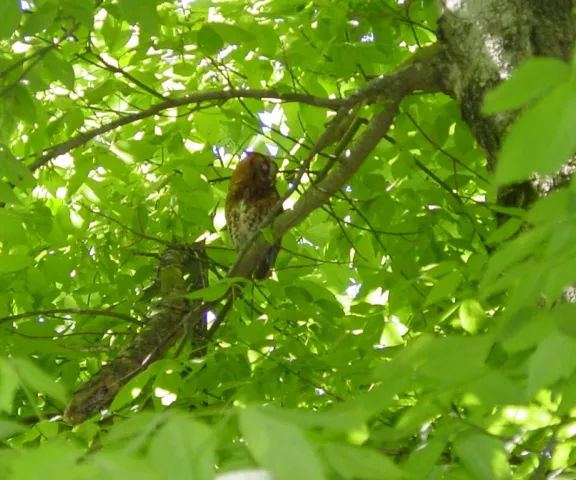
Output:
[[231, 152, 278, 188]]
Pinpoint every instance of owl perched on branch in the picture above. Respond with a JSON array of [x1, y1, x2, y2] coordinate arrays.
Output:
[[225, 152, 282, 279]]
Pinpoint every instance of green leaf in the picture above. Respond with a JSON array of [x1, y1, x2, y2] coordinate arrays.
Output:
[[0, 418, 26, 439], [65, 108, 85, 135], [485, 218, 522, 245], [85, 78, 127, 103], [483, 57, 571, 114], [527, 332, 576, 397], [239, 407, 326, 480], [209, 23, 256, 44], [341, 363, 412, 421], [403, 437, 447, 478], [416, 335, 493, 386], [261, 226, 275, 244], [21, 2, 57, 36], [12, 85, 38, 124], [454, 432, 511, 480], [0, 0, 21, 39], [0, 252, 34, 273], [323, 443, 406, 479], [186, 281, 230, 301], [106, 412, 165, 452], [197, 24, 224, 54], [101, 13, 132, 52], [525, 188, 568, 225], [555, 304, 576, 339], [10, 443, 83, 480], [264, 408, 362, 431], [42, 51, 75, 90], [110, 370, 150, 411], [90, 453, 161, 480], [395, 402, 441, 436], [0, 359, 20, 413], [148, 414, 215, 480], [558, 373, 576, 415], [481, 223, 553, 294], [61, 0, 94, 27], [0, 180, 20, 205], [424, 271, 462, 306], [11, 357, 68, 406], [0, 147, 36, 188], [495, 80, 576, 185], [468, 371, 526, 406], [113, 139, 158, 162], [0, 2, 573, 476], [459, 299, 487, 333], [193, 111, 220, 144], [118, 0, 159, 34]]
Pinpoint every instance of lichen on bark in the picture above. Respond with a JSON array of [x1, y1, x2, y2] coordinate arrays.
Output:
[[436, 0, 575, 214]]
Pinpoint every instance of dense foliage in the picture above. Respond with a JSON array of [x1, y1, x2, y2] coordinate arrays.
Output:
[[0, 0, 575, 478]]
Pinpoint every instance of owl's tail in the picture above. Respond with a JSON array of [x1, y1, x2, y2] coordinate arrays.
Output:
[[253, 241, 280, 280]]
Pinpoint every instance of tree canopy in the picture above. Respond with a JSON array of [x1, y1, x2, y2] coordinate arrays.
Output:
[[1, 0, 575, 479]]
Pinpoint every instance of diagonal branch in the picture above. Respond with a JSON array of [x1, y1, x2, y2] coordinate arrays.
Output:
[[64, 242, 209, 425], [230, 56, 442, 279]]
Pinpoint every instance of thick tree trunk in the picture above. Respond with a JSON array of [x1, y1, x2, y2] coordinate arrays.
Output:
[[436, 0, 575, 213]]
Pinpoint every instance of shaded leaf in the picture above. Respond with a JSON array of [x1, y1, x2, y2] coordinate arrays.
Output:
[[42, 51, 75, 90], [527, 332, 576, 397], [148, 414, 215, 480], [239, 407, 326, 480], [118, 0, 159, 34], [0, 252, 34, 273], [0, 148, 35, 188], [323, 443, 406, 480], [11, 357, 68, 406], [198, 24, 224, 54], [0, 359, 20, 413], [495, 81, 576, 185], [454, 432, 511, 480], [483, 57, 570, 114], [0, 0, 21, 39], [459, 299, 487, 333]]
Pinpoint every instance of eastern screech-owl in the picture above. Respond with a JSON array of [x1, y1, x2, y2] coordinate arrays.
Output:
[[225, 152, 282, 279]]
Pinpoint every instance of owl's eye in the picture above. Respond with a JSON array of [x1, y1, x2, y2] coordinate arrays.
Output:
[[261, 159, 270, 172]]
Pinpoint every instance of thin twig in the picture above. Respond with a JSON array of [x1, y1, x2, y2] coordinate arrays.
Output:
[[82, 205, 173, 247], [404, 112, 491, 185], [413, 156, 463, 204], [0, 23, 80, 96], [0, 308, 144, 327], [79, 50, 166, 100], [2, 327, 135, 339]]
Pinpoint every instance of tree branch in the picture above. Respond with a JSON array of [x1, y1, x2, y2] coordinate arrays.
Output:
[[0, 308, 144, 327], [27, 89, 348, 171], [26, 47, 442, 173], [229, 58, 441, 278]]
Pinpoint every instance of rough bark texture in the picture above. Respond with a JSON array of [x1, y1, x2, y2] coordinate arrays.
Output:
[[64, 243, 210, 425], [437, 0, 575, 214]]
